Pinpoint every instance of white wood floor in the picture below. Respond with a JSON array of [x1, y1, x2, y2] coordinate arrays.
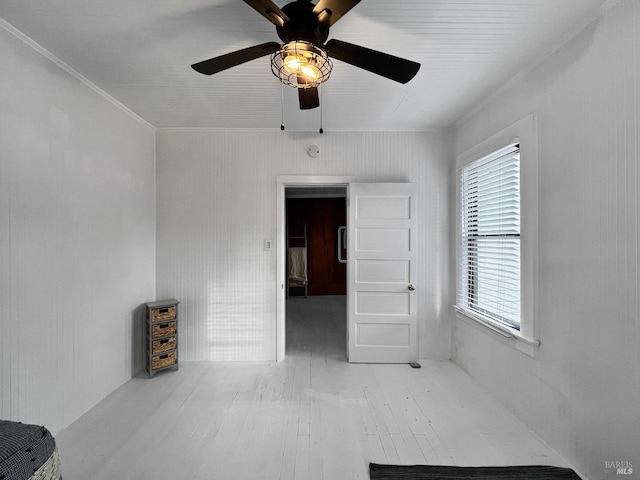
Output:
[[56, 296, 566, 480]]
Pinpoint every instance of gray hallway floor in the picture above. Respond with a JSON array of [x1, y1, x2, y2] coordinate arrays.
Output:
[[286, 295, 347, 361]]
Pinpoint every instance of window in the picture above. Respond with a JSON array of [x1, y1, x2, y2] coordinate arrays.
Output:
[[455, 114, 538, 356], [458, 144, 521, 331]]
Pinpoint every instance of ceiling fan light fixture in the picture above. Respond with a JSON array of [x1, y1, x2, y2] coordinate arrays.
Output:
[[271, 41, 332, 88]]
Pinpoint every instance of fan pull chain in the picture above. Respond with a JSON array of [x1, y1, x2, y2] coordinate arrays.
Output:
[[319, 85, 324, 134], [280, 82, 285, 131]]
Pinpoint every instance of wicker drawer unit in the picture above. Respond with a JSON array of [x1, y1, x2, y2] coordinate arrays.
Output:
[[145, 299, 179, 378]]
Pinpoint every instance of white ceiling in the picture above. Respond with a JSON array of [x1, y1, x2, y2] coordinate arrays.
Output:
[[0, 0, 613, 131]]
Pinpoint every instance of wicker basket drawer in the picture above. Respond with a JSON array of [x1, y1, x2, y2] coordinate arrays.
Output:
[[151, 305, 176, 322], [152, 336, 176, 355], [152, 351, 177, 370], [150, 320, 176, 339]]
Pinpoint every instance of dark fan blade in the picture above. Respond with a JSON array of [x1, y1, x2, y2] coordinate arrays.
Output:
[[325, 39, 420, 84], [312, 0, 361, 26], [191, 42, 281, 75], [243, 0, 290, 27], [298, 87, 320, 110]]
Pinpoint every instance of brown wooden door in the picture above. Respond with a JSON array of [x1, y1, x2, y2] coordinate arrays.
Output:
[[286, 197, 346, 296]]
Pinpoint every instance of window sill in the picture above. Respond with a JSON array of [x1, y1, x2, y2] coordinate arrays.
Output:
[[453, 306, 539, 358]]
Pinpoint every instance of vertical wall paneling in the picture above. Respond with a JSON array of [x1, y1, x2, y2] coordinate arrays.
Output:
[[0, 25, 156, 434], [156, 130, 452, 362], [453, 1, 640, 478]]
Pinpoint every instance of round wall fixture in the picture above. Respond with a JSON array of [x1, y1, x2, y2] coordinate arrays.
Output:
[[307, 145, 320, 158]]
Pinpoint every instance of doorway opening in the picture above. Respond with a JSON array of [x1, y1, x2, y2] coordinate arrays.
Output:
[[278, 178, 419, 364], [284, 186, 348, 360], [276, 176, 354, 361]]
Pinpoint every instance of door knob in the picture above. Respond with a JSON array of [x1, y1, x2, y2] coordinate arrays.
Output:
[[408, 284, 415, 291]]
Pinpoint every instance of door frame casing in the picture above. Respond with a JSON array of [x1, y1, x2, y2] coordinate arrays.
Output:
[[276, 175, 355, 362]]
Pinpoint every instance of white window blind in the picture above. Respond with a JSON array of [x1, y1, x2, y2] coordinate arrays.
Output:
[[458, 144, 521, 330]]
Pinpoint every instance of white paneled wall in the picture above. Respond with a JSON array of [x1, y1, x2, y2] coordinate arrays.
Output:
[[0, 26, 156, 434], [156, 130, 452, 362], [453, 1, 639, 478]]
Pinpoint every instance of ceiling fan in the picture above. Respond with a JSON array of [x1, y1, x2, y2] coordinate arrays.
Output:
[[191, 0, 421, 110]]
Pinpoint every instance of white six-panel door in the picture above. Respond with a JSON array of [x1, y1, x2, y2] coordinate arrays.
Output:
[[347, 183, 418, 363]]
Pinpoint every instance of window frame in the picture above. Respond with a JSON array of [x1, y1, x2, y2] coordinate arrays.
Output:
[[455, 114, 539, 357]]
